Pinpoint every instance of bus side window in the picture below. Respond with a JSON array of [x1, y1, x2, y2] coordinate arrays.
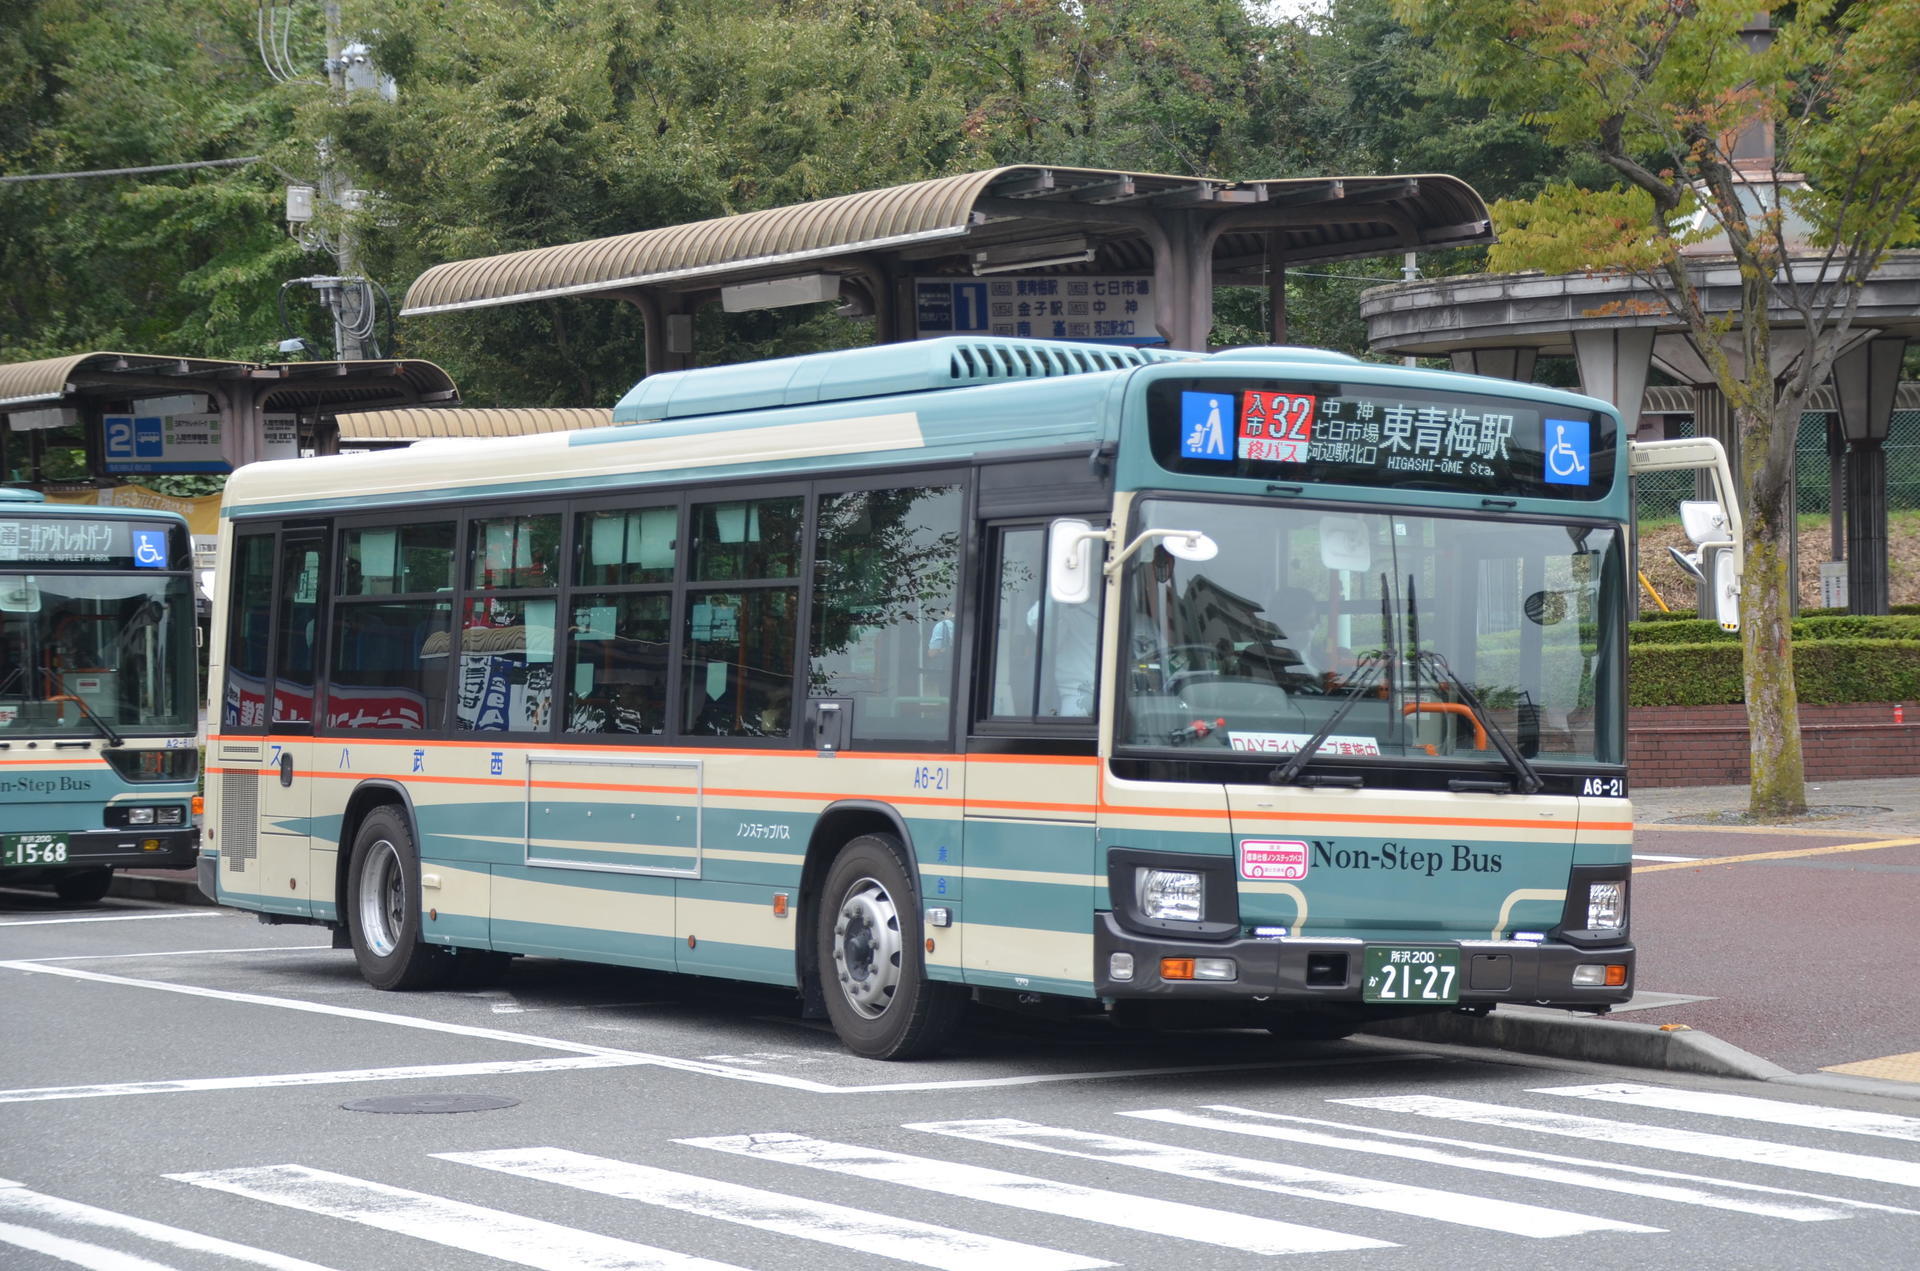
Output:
[[985, 524, 1098, 723]]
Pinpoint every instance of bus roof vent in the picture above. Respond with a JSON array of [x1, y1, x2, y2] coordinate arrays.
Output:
[[617, 336, 1192, 422]]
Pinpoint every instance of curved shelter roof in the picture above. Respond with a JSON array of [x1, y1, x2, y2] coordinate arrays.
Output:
[[0, 352, 257, 410], [401, 165, 1492, 318], [0, 352, 458, 413]]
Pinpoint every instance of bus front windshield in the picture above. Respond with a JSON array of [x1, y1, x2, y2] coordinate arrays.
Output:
[[0, 572, 199, 737], [1117, 498, 1625, 769]]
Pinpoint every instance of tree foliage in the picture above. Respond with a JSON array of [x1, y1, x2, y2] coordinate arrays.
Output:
[[1395, 0, 1920, 816]]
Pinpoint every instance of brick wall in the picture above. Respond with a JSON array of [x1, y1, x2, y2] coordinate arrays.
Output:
[[1628, 702, 1918, 787]]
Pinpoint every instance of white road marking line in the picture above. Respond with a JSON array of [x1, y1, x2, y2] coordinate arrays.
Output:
[[0, 960, 1420, 1096], [1342, 1095, 1920, 1190], [0, 1219, 180, 1270], [0, 912, 223, 927], [0, 1055, 647, 1104], [1123, 1106, 1857, 1222], [1537, 1083, 1920, 1144], [168, 1164, 748, 1271], [24, 945, 332, 963], [682, 1131, 1387, 1255], [0, 1183, 343, 1270], [441, 1146, 1107, 1271], [913, 1118, 1655, 1239], [1631, 854, 1697, 862]]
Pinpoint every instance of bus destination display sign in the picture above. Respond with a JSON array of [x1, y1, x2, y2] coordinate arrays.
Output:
[[1149, 378, 1614, 499], [0, 519, 177, 569]]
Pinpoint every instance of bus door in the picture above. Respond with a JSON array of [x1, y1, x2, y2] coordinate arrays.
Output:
[[960, 522, 1101, 994], [216, 526, 327, 915]]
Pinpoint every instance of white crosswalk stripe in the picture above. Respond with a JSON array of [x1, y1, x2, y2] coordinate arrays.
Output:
[[0, 1182, 343, 1270], [1536, 1083, 1920, 1144], [7, 1085, 1913, 1269], [166, 1164, 750, 1271], [437, 1146, 1108, 1271], [907, 1117, 1657, 1238], [679, 1130, 1392, 1255], [1122, 1104, 1879, 1221], [1340, 1095, 1920, 1190]]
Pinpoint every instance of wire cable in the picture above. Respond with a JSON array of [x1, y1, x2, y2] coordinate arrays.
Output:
[[0, 156, 262, 184]]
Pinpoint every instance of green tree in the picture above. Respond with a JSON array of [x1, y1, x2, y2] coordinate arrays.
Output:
[[1396, 0, 1920, 817], [0, 0, 312, 362], [317, 0, 975, 404]]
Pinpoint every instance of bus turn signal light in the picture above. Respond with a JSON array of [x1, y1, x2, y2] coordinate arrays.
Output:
[[1161, 958, 1196, 980]]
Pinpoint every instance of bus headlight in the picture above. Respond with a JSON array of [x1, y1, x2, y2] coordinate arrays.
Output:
[[1137, 868, 1204, 922], [127, 807, 155, 825], [1585, 880, 1627, 932]]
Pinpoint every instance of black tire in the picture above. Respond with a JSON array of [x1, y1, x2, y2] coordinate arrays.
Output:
[[816, 833, 965, 1060], [51, 867, 113, 905], [345, 807, 455, 991]]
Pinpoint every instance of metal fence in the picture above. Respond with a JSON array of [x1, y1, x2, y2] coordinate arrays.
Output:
[[1635, 410, 1920, 521]]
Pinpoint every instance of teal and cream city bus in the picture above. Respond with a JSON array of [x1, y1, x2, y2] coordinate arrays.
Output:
[[1, 489, 200, 902], [202, 338, 1738, 1057]]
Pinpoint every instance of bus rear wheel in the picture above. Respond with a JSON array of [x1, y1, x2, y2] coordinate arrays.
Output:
[[346, 807, 454, 991], [52, 867, 113, 905], [816, 833, 964, 1060]]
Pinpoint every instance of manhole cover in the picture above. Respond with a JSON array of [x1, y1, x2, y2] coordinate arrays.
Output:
[[341, 1093, 520, 1114], [1658, 804, 1891, 826]]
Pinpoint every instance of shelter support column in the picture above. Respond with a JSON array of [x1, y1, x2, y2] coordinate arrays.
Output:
[[1266, 232, 1287, 345], [1833, 335, 1904, 615], [1151, 211, 1213, 351]]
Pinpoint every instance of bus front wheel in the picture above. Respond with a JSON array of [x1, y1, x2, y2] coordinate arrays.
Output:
[[816, 833, 964, 1060], [346, 807, 453, 991], [52, 867, 113, 905]]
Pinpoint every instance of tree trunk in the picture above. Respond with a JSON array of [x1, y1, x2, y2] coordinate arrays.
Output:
[[1740, 405, 1807, 818]]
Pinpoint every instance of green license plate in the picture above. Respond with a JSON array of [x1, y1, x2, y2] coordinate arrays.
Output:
[[2, 833, 70, 868], [1362, 945, 1461, 1004]]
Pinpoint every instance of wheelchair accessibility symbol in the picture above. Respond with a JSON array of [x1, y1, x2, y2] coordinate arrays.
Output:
[[131, 529, 169, 568], [1543, 418, 1590, 486]]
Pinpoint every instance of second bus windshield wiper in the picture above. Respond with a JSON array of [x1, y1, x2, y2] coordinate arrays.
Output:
[[1412, 650, 1542, 794]]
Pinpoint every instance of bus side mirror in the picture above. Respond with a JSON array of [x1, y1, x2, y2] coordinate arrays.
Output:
[[1047, 519, 1100, 607], [1706, 544, 1740, 632]]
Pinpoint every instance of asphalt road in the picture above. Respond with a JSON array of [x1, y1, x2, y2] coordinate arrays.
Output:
[[7, 889, 1920, 1270], [1625, 821, 1920, 1078]]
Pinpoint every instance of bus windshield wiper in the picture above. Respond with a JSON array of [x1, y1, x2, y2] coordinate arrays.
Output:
[[1412, 651, 1541, 794], [55, 686, 124, 748], [1269, 652, 1384, 786]]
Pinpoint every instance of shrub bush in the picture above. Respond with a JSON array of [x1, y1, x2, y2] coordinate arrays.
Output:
[[1630, 638, 1920, 705], [1628, 615, 1920, 645]]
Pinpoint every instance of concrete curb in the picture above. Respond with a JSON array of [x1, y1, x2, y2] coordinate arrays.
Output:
[[1359, 1005, 1792, 1081]]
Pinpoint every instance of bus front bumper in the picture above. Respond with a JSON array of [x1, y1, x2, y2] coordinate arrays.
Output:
[[1093, 911, 1633, 1011], [26, 828, 201, 872]]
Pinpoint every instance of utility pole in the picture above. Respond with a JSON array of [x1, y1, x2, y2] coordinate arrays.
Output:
[[272, 3, 389, 361]]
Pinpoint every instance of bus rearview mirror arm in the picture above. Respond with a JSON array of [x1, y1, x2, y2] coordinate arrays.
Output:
[[1047, 521, 1219, 606]]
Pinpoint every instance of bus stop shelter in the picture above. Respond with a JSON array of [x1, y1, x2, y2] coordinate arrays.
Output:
[[0, 351, 460, 483], [400, 165, 1495, 374]]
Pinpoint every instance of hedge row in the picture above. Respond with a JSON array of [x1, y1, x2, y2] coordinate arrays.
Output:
[[1628, 614, 1920, 645], [1641, 604, 1920, 622], [1630, 639, 1920, 706]]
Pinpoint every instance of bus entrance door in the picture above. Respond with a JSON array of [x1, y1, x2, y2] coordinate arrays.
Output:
[[257, 530, 326, 917]]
